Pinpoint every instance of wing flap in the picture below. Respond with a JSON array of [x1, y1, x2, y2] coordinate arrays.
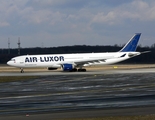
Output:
[[74, 59, 106, 66]]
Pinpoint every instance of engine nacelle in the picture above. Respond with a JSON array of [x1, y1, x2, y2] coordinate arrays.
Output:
[[48, 67, 58, 70], [62, 64, 73, 71]]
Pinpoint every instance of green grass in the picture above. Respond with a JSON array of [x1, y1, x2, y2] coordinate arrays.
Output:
[[0, 76, 39, 83], [60, 115, 155, 120]]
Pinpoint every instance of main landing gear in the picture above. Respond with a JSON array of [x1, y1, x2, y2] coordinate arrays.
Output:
[[20, 68, 24, 73], [78, 69, 86, 72], [69, 68, 86, 72], [76, 66, 86, 72]]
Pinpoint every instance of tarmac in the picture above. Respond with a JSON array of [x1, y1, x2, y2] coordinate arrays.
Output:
[[0, 64, 155, 120], [0, 68, 155, 76]]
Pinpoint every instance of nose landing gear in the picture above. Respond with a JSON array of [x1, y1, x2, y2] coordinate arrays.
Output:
[[20, 68, 24, 73]]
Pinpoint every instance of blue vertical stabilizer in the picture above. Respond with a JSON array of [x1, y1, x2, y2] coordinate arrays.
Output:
[[119, 33, 141, 52]]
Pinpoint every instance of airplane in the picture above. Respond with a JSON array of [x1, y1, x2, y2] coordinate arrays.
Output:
[[7, 33, 147, 73]]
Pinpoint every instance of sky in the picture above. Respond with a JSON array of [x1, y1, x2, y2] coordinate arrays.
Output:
[[0, 0, 155, 48]]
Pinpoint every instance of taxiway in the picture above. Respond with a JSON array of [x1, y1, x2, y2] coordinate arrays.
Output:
[[0, 68, 155, 76]]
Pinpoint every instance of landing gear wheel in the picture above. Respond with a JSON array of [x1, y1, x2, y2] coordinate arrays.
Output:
[[20, 68, 24, 73], [78, 69, 86, 72]]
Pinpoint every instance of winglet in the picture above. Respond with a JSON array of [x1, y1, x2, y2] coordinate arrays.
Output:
[[119, 33, 141, 52]]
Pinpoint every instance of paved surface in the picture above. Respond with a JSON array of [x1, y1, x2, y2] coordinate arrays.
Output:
[[0, 67, 155, 119], [0, 68, 155, 76]]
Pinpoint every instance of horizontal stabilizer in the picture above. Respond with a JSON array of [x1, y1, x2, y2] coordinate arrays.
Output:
[[140, 51, 151, 54], [119, 33, 141, 52]]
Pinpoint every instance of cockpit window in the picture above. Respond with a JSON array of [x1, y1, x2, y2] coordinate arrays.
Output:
[[11, 59, 15, 61]]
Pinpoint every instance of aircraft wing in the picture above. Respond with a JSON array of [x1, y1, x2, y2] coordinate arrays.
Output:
[[74, 58, 107, 66], [60, 55, 116, 67]]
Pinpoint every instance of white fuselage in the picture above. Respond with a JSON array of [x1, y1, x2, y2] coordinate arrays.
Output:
[[7, 52, 140, 68]]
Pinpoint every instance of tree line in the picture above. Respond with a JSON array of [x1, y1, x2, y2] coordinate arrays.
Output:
[[0, 45, 155, 64]]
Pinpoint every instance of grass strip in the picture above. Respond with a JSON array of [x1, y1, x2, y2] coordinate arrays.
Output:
[[0, 76, 39, 83], [60, 115, 155, 120]]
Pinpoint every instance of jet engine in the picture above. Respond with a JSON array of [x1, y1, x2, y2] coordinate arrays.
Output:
[[62, 64, 77, 72]]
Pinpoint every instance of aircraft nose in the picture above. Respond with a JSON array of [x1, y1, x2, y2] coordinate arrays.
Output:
[[7, 61, 10, 65], [7, 61, 12, 66]]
